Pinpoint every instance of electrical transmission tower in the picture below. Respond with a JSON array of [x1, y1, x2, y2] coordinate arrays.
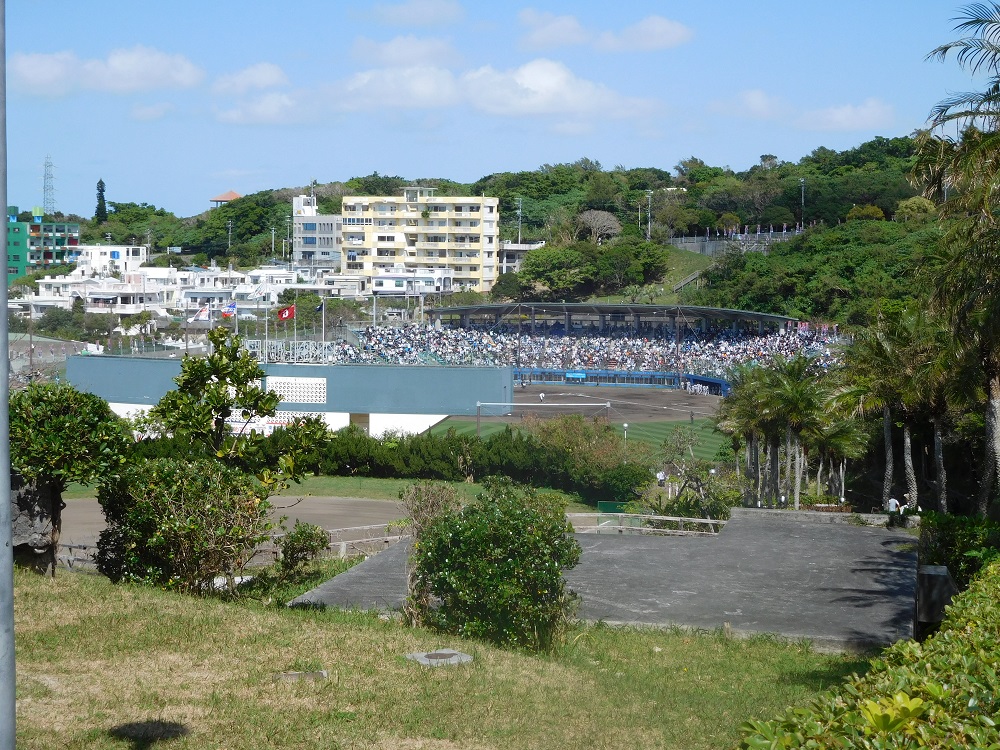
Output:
[[43, 155, 56, 216]]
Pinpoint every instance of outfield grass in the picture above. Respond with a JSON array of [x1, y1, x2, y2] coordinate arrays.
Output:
[[13, 568, 867, 749]]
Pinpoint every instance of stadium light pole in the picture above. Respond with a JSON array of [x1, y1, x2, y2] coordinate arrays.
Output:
[[799, 178, 805, 231], [623, 423, 629, 461], [0, 2, 18, 744]]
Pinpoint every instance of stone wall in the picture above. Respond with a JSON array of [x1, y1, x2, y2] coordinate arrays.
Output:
[[10, 473, 61, 575]]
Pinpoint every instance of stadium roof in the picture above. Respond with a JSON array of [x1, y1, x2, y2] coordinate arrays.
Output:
[[427, 302, 796, 326]]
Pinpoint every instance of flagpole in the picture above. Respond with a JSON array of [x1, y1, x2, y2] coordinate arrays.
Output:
[[0, 2, 18, 740], [293, 290, 298, 363]]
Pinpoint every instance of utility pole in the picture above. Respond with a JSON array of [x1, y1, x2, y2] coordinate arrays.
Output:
[[516, 197, 523, 244], [286, 216, 292, 263], [646, 190, 652, 241], [0, 2, 20, 744], [227, 220, 233, 253], [271, 227, 275, 257]]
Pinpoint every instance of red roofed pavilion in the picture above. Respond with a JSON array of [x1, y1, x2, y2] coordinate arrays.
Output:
[[210, 190, 241, 207]]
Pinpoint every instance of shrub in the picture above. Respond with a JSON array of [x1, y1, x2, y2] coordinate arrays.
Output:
[[737, 558, 1000, 748], [96, 458, 272, 593], [278, 521, 329, 574], [399, 481, 462, 623], [918, 511, 1000, 589], [410, 477, 581, 651], [10, 381, 131, 492], [585, 463, 654, 504]]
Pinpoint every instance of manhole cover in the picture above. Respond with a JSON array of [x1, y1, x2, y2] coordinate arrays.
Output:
[[405, 648, 473, 667]]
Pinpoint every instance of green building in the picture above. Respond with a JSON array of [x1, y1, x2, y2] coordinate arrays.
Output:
[[7, 205, 80, 286]]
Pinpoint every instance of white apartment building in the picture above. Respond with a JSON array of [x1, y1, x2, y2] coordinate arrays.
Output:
[[341, 186, 500, 293], [292, 195, 342, 268], [74, 244, 149, 276], [499, 240, 546, 275], [372, 265, 453, 296]]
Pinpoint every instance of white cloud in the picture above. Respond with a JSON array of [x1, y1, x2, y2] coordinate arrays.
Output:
[[518, 9, 590, 49], [461, 58, 649, 118], [795, 97, 894, 131], [10, 46, 204, 95], [595, 15, 693, 51], [370, 0, 463, 26], [341, 66, 458, 109], [131, 102, 174, 121], [213, 63, 288, 95], [352, 35, 461, 67], [216, 92, 301, 124]]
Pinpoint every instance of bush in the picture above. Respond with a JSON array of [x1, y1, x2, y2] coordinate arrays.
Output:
[[96, 458, 272, 593], [399, 481, 462, 623], [278, 521, 329, 574], [585, 463, 654, 504], [410, 477, 581, 651], [738, 558, 1000, 749], [918, 511, 1000, 589]]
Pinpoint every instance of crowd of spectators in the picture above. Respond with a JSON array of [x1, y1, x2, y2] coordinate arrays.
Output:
[[327, 324, 839, 377]]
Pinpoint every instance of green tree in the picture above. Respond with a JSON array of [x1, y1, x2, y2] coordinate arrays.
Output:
[[490, 271, 531, 302], [519, 244, 593, 301], [10, 382, 130, 495], [148, 327, 285, 477], [94, 178, 108, 224], [845, 203, 886, 221], [895, 196, 936, 223]]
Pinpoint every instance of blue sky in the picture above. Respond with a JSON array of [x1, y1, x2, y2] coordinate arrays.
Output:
[[6, 1, 985, 219]]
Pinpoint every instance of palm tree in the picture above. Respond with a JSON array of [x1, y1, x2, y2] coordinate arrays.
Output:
[[764, 355, 827, 510], [717, 362, 768, 504], [845, 315, 905, 508], [917, 3, 1000, 513]]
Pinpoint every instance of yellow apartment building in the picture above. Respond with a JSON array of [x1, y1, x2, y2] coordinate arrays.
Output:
[[340, 186, 500, 293]]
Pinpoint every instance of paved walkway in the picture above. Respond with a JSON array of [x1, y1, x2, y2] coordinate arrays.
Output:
[[291, 508, 917, 651]]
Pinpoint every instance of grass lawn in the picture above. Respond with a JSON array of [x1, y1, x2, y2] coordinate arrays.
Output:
[[13, 567, 867, 750], [61, 476, 596, 514], [591, 246, 714, 305]]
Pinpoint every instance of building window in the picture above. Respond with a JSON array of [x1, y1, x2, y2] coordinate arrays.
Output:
[[304, 222, 317, 231], [304, 237, 317, 245]]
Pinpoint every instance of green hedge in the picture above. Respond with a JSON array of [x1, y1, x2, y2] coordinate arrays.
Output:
[[737, 559, 1000, 748], [918, 511, 1000, 589]]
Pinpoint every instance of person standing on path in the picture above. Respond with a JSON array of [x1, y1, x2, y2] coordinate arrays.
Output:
[[539, 392, 545, 402]]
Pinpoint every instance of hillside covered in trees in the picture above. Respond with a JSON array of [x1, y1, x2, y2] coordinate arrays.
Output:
[[23, 135, 930, 317], [52, 134, 917, 257]]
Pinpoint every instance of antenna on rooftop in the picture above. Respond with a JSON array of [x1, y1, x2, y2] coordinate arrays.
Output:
[[43, 155, 55, 217]]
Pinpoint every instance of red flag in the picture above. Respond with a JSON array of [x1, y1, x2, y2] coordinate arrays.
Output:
[[277, 304, 295, 321]]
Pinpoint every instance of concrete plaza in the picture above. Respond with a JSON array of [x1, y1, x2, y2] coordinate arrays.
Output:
[[291, 508, 917, 652]]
